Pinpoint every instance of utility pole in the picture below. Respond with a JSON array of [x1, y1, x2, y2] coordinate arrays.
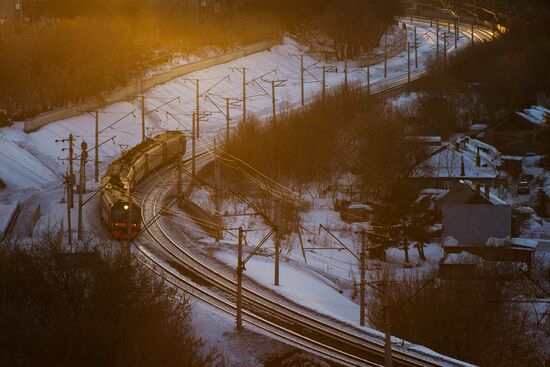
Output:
[[214, 139, 221, 218], [454, 18, 458, 48], [192, 112, 196, 177], [300, 55, 305, 106], [226, 97, 230, 144], [126, 182, 132, 254], [195, 79, 200, 137], [236, 226, 244, 330], [271, 80, 276, 123], [407, 42, 411, 84], [384, 281, 393, 367], [322, 65, 327, 101], [65, 173, 72, 246], [176, 138, 182, 198], [414, 26, 418, 69], [367, 63, 371, 94], [444, 32, 447, 68], [141, 94, 146, 142], [77, 141, 87, 241], [68, 134, 74, 209], [94, 111, 99, 182], [384, 33, 388, 78], [436, 21, 440, 58], [344, 44, 348, 90], [242, 69, 247, 125], [360, 230, 366, 326], [274, 229, 280, 286]]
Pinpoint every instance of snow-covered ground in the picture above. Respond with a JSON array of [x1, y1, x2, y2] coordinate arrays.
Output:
[[0, 19, 478, 366], [0, 18, 471, 207]]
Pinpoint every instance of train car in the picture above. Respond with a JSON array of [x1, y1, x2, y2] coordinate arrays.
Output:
[[100, 131, 186, 240]]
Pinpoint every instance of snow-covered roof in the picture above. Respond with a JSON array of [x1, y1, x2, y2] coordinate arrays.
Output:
[[516, 105, 550, 125], [511, 238, 550, 251], [412, 137, 501, 179], [406, 136, 442, 144], [437, 180, 509, 206], [347, 203, 373, 211]]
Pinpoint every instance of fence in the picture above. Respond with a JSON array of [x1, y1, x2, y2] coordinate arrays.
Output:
[[23, 37, 282, 133]]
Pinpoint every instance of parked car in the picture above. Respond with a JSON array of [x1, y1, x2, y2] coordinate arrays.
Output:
[[517, 174, 534, 194]]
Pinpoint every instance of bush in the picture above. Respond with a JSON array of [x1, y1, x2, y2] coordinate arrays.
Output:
[[0, 233, 223, 367], [367, 270, 545, 367]]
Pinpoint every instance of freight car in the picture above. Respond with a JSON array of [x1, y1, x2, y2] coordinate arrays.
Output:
[[101, 131, 186, 240]]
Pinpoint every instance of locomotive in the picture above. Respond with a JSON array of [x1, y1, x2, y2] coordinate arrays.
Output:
[[101, 131, 186, 240]]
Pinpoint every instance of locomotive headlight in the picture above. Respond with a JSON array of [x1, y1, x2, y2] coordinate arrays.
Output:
[[124, 205, 129, 210]]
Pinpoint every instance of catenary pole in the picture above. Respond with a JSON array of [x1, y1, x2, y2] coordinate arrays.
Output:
[[226, 97, 230, 144], [236, 226, 244, 330], [78, 141, 87, 240], [141, 94, 146, 142], [360, 230, 366, 326], [95, 111, 99, 182]]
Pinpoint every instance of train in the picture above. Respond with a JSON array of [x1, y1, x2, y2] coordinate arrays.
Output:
[[101, 131, 186, 240]]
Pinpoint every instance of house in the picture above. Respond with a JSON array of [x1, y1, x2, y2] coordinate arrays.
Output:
[[477, 105, 549, 156], [439, 180, 511, 246], [411, 137, 502, 190]]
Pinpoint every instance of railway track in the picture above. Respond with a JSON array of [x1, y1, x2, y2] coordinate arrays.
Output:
[[137, 164, 470, 367], [134, 17, 494, 367]]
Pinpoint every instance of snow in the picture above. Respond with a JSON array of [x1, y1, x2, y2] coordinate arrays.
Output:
[[0, 203, 17, 237], [412, 137, 502, 180], [0, 19, 481, 366], [217, 251, 362, 324], [0, 18, 474, 206], [516, 105, 550, 125]]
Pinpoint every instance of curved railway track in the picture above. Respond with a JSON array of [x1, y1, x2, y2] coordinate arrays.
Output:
[[134, 17, 494, 367]]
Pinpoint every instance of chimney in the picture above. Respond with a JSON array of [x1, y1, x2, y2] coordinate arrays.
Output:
[[460, 155, 465, 176], [476, 147, 481, 167], [484, 185, 490, 198]]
